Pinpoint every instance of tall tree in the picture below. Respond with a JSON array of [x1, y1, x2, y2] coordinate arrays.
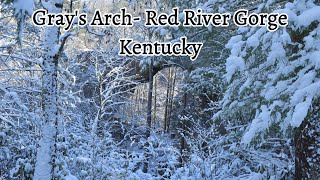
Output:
[[220, 0, 320, 178], [33, 1, 64, 179], [143, 57, 154, 173]]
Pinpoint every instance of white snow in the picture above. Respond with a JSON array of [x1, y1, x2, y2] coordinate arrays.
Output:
[[65, 174, 78, 180], [24, 163, 33, 173], [266, 42, 286, 65], [310, 51, 320, 69], [13, 0, 34, 16], [34, 124, 56, 180], [225, 35, 242, 49], [296, 6, 320, 27], [247, 36, 259, 48], [242, 106, 271, 144], [225, 56, 245, 82], [291, 97, 312, 127]]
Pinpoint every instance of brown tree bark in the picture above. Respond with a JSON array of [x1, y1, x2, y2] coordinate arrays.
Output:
[[294, 106, 320, 180]]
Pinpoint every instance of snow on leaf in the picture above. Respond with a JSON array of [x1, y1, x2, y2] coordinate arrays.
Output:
[[296, 6, 320, 28], [13, 0, 34, 17], [242, 106, 271, 144], [291, 97, 312, 127], [225, 56, 245, 82], [309, 51, 320, 69]]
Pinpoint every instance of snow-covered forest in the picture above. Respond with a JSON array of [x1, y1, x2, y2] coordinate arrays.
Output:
[[0, 0, 319, 179]]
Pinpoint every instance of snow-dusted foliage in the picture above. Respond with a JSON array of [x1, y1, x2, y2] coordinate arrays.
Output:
[[221, 0, 320, 144], [13, 0, 34, 45], [1, 0, 319, 179]]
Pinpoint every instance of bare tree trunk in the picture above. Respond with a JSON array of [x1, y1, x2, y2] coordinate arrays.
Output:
[[153, 75, 157, 128], [164, 68, 171, 131], [179, 92, 187, 167], [92, 58, 103, 137], [34, 1, 63, 179], [135, 88, 139, 113], [167, 68, 176, 133], [143, 58, 154, 173]]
